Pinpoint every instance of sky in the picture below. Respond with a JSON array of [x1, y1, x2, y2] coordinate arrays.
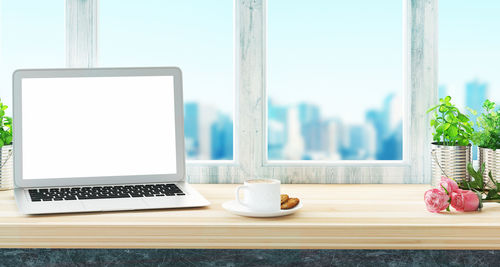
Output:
[[268, 0, 403, 124], [0, 0, 65, 115], [439, 0, 500, 110], [0, 0, 498, 118], [99, 0, 235, 116]]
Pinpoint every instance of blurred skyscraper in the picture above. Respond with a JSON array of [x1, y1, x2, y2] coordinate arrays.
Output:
[[184, 102, 233, 160], [466, 80, 488, 120], [268, 100, 288, 159], [298, 103, 322, 152], [321, 119, 343, 160], [282, 107, 305, 160], [184, 103, 200, 158], [267, 92, 403, 161], [210, 114, 233, 160], [365, 94, 399, 160], [342, 124, 376, 160]]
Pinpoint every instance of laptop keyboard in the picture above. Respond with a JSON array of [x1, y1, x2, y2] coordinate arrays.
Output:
[[28, 184, 185, 202]]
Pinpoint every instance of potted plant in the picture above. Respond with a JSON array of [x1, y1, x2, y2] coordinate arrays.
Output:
[[427, 96, 474, 186], [0, 98, 13, 190], [471, 99, 499, 187]]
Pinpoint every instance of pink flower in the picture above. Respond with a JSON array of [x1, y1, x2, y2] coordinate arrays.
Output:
[[424, 189, 450, 213], [439, 176, 459, 195], [451, 189, 480, 212]]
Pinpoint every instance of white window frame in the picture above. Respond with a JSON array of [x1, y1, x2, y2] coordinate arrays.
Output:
[[66, 0, 437, 184]]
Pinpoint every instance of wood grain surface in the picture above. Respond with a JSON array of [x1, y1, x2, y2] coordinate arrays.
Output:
[[1, 184, 499, 249]]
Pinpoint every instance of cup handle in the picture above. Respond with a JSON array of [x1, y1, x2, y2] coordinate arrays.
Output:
[[236, 185, 249, 207]]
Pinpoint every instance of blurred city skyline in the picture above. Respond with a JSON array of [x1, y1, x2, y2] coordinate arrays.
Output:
[[184, 78, 494, 161], [267, 93, 402, 161]]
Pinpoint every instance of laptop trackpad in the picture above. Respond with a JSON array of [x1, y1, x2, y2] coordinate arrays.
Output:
[[83, 198, 148, 211]]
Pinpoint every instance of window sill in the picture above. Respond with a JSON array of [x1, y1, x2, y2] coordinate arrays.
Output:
[[1, 184, 499, 249]]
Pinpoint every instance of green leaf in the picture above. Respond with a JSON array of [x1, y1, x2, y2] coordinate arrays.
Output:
[[444, 96, 452, 103], [458, 138, 469, 146], [447, 125, 458, 138], [483, 99, 495, 111], [441, 184, 449, 195], [467, 163, 485, 190], [488, 171, 498, 188], [457, 113, 469, 123], [436, 124, 445, 134], [486, 189, 500, 200], [5, 136, 12, 145], [463, 124, 473, 134], [445, 113, 457, 123]]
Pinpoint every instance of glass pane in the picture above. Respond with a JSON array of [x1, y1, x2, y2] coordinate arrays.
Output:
[[439, 1, 500, 109], [99, 0, 234, 160], [0, 0, 65, 114], [267, 0, 403, 161], [439, 0, 500, 158]]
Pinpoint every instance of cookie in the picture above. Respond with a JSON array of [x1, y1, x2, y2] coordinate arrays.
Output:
[[281, 198, 300, 210], [281, 194, 289, 204]]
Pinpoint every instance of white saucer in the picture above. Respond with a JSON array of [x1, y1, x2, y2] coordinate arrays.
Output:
[[222, 200, 303, 218]]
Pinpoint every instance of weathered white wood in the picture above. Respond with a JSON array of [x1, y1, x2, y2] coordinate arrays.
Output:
[[66, 0, 98, 67], [406, 0, 438, 184], [237, 0, 265, 180]]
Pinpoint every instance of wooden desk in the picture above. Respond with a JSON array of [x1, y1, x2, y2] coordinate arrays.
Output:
[[1, 184, 500, 249]]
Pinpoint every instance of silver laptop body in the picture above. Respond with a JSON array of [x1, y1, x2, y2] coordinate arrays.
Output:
[[13, 67, 209, 214]]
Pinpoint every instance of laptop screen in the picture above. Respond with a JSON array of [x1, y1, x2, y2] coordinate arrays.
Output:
[[20, 75, 177, 179]]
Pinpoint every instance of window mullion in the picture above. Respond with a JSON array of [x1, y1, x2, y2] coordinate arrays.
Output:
[[66, 0, 98, 68], [407, 0, 437, 183], [238, 0, 266, 179]]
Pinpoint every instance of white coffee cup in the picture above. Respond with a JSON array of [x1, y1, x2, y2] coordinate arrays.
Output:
[[235, 178, 281, 212]]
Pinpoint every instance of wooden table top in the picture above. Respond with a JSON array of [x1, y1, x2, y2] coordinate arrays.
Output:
[[1, 184, 500, 249]]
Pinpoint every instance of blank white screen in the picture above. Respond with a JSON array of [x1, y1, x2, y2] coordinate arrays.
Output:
[[21, 76, 177, 179]]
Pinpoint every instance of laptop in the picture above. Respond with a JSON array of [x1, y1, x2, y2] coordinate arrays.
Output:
[[13, 67, 210, 214]]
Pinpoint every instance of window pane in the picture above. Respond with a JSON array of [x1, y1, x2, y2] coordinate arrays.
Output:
[[439, 1, 500, 126], [0, 0, 65, 114], [99, 0, 234, 160], [267, 0, 403, 161]]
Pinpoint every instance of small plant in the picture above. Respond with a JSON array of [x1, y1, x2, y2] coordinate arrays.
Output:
[[0, 99, 12, 148], [427, 96, 473, 146], [471, 99, 499, 150], [460, 163, 499, 200]]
